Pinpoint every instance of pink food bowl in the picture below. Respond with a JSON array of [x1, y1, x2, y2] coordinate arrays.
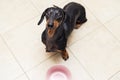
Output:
[[46, 65, 72, 80]]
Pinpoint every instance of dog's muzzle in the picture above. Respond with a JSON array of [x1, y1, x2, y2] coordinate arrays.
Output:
[[48, 23, 54, 28]]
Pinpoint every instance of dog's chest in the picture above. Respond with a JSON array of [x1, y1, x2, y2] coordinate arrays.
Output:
[[46, 38, 58, 52]]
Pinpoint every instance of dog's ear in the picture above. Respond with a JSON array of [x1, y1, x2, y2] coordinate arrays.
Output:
[[38, 8, 49, 25], [38, 12, 45, 25]]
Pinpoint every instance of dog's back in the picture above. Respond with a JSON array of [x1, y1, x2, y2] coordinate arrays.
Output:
[[62, 2, 87, 38], [63, 2, 87, 24]]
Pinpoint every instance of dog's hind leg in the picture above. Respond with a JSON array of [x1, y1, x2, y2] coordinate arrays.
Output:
[[74, 13, 87, 29]]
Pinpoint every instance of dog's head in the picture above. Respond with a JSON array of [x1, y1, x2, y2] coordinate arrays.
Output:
[[38, 6, 65, 37]]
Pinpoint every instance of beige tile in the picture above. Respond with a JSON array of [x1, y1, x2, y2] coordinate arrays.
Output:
[[14, 74, 28, 80], [2, 17, 53, 71], [30, 0, 68, 13], [0, 0, 39, 33], [69, 27, 120, 80], [27, 49, 93, 80], [109, 71, 120, 80], [105, 15, 120, 41], [67, 7, 101, 46], [0, 37, 23, 80], [81, 0, 120, 23], [68, 0, 82, 3]]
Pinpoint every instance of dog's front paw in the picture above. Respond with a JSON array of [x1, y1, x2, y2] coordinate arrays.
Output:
[[62, 54, 69, 61], [62, 50, 69, 61]]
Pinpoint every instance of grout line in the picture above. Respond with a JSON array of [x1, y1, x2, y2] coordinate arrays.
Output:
[[13, 54, 57, 79], [80, 0, 120, 26], [29, 0, 41, 13], [0, 35, 31, 80], [78, 0, 120, 45], [79, 1, 103, 23], [1, 14, 40, 35], [67, 47, 95, 80], [68, 25, 102, 47], [25, 53, 57, 73], [64, 0, 105, 47], [102, 25, 120, 45], [104, 14, 120, 24], [13, 73, 27, 80], [66, 2, 120, 79], [79, 0, 120, 25], [96, 15, 120, 45], [0, 34, 58, 79], [108, 71, 120, 80]]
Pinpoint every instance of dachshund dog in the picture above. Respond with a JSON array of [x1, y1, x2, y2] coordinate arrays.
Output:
[[38, 2, 87, 61]]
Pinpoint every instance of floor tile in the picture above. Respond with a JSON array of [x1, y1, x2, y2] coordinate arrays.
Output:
[[14, 74, 28, 80], [105, 15, 120, 41], [0, 0, 39, 33], [109, 71, 120, 80], [81, 0, 120, 23], [0, 36, 23, 80], [68, 0, 82, 3], [30, 0, 68, 13], [1, 0, 120, 80], [69, 27, 120, 80], [2, 17, 53, 71], [67, 7, 101, 46], [27, 49, 93, 80]]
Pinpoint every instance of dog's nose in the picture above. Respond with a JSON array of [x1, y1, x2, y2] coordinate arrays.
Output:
[[48, 23, 54, 28]]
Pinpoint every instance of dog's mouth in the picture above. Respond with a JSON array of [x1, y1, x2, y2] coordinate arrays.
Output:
[[47, 28, 56, 38], [46, 19, 61, 38]]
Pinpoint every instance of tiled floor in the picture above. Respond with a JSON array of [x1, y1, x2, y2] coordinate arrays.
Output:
[[0, 0, 120, 80]]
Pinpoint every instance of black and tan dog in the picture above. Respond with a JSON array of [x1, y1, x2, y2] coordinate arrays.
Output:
[[38, 2, 87, 61]]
